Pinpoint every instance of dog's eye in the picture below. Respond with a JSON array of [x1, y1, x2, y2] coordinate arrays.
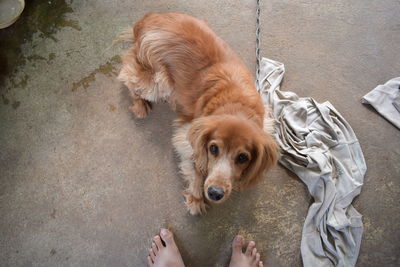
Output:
[[209, 144, 219, 156], [236, 153, 249, 164]]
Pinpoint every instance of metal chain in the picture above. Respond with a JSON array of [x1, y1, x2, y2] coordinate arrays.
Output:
[[255, 0, 261, 91]]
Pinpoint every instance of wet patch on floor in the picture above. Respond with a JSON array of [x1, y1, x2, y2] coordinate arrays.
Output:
[[12, 101, 21, 109], [0, 0, 80, 91], [109, 104, 117, 112], [10, 74, 29, 89], [71, 56, 121, 92], [2, 94, 21, 109], [50, 249, 56, 256], [1, 94, 10, 105], [51, 209, 57, 219], [26, 55, 47, 62], [26, 53, 57, 67], [249, 181, 307, 266], [48, 53, 56, 61]]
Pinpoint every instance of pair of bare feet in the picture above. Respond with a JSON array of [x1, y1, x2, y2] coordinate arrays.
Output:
[[148, 229, 264, 267]]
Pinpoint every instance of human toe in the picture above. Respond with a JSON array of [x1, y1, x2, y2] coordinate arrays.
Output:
[[149, 248, 156, 262], [252, 247, 257, 257], [147, 255, 153, 266], [160, 228, 175, 247], [245, 241, 255, 256], [151, 243, 158, 255], [232, 235, 244, 253], [153, 235, 163, 250]]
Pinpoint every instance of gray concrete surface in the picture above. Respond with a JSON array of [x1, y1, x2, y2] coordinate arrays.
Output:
[[0, 0, 399, 266]]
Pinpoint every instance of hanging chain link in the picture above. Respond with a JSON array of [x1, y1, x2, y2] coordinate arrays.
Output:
[[255, 0, 261, 92]]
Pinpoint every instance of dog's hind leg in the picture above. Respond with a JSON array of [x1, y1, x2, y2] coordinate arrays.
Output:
[[128, 91, 152, 119], [118, 47, 173, 118], [118, 50, 155, 118], [119, 71, 152, 118]]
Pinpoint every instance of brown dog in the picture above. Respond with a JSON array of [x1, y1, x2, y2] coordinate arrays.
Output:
[[118, 13, 279, 215]]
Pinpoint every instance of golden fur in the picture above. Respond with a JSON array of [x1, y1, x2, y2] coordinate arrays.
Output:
[[118, 13, 279, 215]]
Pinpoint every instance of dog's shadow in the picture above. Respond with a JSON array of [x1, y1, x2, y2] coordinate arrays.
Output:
[[119, 85, 176, 151], [118, 85, 186, 191]]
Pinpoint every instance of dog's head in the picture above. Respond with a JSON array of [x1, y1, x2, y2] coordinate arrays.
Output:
[[188, 115, 279, 203]]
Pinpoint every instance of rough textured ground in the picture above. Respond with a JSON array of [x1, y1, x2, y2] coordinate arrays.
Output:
[[0, 0, 399, 266]]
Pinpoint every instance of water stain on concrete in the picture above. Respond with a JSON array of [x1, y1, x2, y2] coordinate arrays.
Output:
[[0, 0, 80, 91], [1, 94, 10, 105], [0, 95, 21, 110], [50, 209, 57, 219], [109, 104, 117, 111], [26, 54, 57, 67], [12, 101, 21, 110], [249, 181, 305, 265], [50, 249, 56, 256], [27, 55, 47, 62], [71, 56, 121, 92], [48, 53, 56, 62], [9, 74, 29, 89], [363, 217, 384, 242]]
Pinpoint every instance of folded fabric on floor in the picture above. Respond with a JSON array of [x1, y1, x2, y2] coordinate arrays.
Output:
[[259, 58, 367, 267], [361, 77, 400, 129]]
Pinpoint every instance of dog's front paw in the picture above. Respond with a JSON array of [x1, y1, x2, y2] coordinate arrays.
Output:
[[183, 192, 208, 215], [129, 99, 152, 118]]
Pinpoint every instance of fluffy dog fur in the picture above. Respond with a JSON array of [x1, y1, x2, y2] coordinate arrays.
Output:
[[118, 13, 279, 215]]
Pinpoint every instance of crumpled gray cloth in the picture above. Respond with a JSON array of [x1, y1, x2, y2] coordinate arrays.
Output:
[[361, 77, 400, 129], [259, 58, 367, 267]]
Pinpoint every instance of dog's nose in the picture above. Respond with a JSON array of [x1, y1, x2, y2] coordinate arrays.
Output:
[[207, 187, 224, 201]]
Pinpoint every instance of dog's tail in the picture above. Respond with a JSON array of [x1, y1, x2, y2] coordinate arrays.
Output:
[[102, 27, 134, 55], [112, 27, 134, 47]]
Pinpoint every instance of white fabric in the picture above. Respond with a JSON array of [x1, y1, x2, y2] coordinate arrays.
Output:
[[259, 58, 367, 267], [361, 77, 400, 129]]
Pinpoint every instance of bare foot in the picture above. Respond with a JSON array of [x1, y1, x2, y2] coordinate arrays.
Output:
[[229, 235, 264, 267], [148, 229, 185, 267], [130, 98, 151, 118]]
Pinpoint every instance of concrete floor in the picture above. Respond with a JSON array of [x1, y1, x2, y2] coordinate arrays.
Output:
[[0, 0, 399, 266]]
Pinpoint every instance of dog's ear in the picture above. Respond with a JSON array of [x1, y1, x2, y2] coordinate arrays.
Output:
[[239, 133, 280, 189], [188, 117, 214, 177]]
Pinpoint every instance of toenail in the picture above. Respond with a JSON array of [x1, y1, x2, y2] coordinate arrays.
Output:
[[161, 228, 169, 237], [234, 235, 243, 242], [249, 241, 255, 246]]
